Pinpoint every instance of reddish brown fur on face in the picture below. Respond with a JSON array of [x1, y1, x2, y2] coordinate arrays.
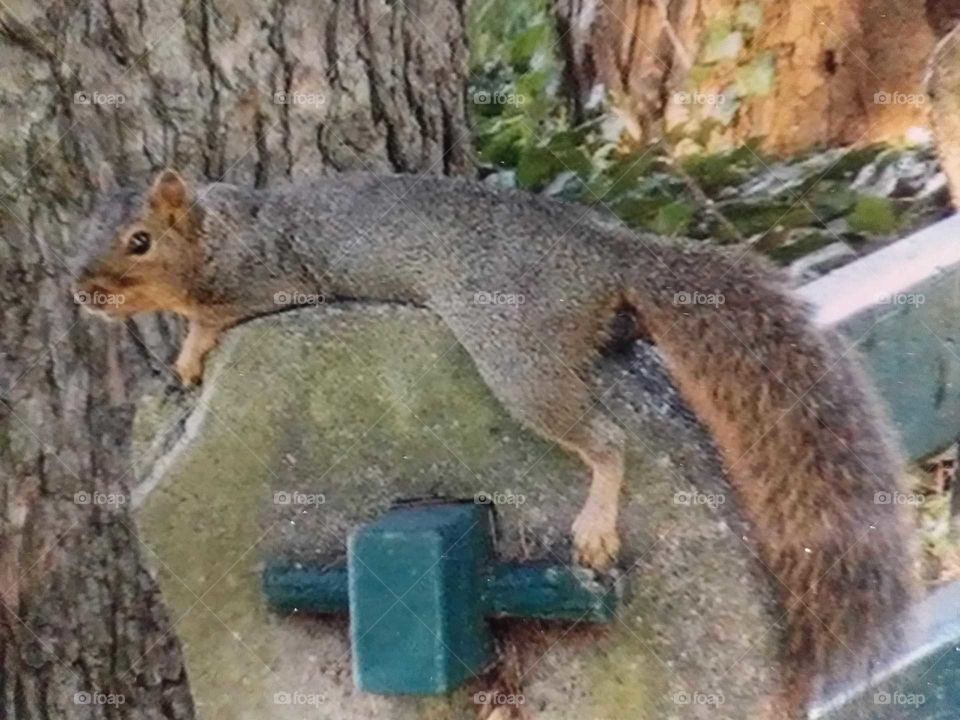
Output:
[[74, 174, 202, 319], [75, 257, 195, 317]]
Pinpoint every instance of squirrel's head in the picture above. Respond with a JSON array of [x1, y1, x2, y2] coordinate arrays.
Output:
[[73, 167, 203, 319]]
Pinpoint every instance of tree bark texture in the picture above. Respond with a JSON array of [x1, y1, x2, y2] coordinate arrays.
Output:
[[0, 1, 470, 717]]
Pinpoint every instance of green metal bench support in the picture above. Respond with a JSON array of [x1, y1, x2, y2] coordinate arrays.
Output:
[[263, 502, 620, 695]]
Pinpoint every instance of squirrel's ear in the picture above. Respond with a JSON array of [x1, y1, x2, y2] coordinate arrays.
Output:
[[96, 162, 117, 194], [149, 169, 192, 212]]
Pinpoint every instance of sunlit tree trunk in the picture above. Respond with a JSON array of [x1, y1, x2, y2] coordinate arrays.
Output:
[[553, 0, 935, 154]]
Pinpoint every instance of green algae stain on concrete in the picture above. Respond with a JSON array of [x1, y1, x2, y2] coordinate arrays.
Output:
[[301, 319, 504, 473], [135, 352, 285, 718], [584, 629, 662, 719]]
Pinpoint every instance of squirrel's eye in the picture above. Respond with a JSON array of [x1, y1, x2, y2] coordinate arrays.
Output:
[[128, 231, 152, 255]]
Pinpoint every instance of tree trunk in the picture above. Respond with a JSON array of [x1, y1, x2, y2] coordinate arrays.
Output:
[[0, 1, 469, 718], [928, 20, 960, 208], [553, 0, 935, 154]]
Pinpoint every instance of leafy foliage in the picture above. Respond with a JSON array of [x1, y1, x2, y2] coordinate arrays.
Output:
[[467, 0, 949, 270], [468, 0, 569, 182]]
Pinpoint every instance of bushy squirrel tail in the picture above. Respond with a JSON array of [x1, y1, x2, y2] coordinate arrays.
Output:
[[625, 243, 917, 712]]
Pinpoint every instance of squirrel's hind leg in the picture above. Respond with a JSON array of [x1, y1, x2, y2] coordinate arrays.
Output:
[[556, 416, 626, 570], [471, 365, 626, 569], [440, 298, 627, 569]]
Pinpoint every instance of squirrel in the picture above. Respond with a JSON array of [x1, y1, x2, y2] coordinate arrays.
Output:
[[73, 167, 916, 716]]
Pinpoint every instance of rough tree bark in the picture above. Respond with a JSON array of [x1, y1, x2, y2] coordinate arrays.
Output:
[[0, 1, 469, 718], [553, 0, 935, 154], [928, 16, 960, 208]]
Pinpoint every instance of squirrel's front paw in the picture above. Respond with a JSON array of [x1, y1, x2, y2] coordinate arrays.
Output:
[[572, 502, 620, 571]]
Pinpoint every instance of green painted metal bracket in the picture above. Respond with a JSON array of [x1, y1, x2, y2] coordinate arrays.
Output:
[[263, 502, 621, 695]]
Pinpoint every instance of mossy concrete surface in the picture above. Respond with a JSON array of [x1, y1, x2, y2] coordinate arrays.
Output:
[[133, 305, 782, 720]]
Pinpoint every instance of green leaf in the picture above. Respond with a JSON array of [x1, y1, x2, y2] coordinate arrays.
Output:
[[610, 197, 670, 228], [847, 196, 899, 235], [516, 141, 592, 189], [651, 202, 696, 236], [476, 120, 526, 167], [682, 146, 764, 195], [516, 147, 560, 189], [509, 24, 549, 69], [719, 200, 816, 236], [511, 70, 555, 121]]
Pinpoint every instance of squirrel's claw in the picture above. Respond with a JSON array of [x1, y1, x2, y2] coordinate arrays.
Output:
[[572, 502, 620, 571]]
